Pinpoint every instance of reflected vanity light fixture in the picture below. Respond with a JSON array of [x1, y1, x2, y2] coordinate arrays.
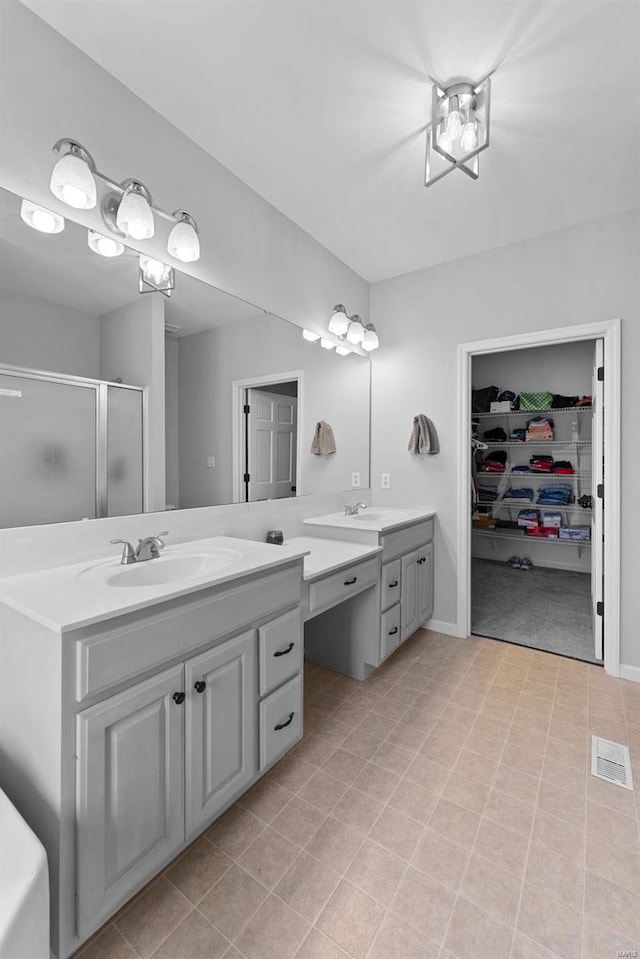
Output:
[[48, 138, 201, 260], [87, 230, 124, 258], [139, 255, 175, 297], [20, 198, 65, 234], [335, 345, 351, 356], [425, 75, 491, 187], [302, 329, 321, 342], [320, 337, 335, 350]]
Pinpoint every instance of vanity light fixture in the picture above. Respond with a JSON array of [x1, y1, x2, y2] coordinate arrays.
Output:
[[47, 138, 201, 260], [425, 75, 491, 187], [345, 315, 366, 345], [320, 338, 335, 350], [20, 199, 65, 234], [335, 345, 351, 356], [362, 324, 380, 352], [328, 304, 350, 336], [139, 255, 175, 296], [87, 230, 124, 258], [50, 139, 97, 209], [302, 329, 321, 342]]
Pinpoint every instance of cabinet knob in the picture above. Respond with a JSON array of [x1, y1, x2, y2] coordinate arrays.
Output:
[[194, 680, 206, 694], [274, 712, 295, 731], [274, 642, 295, 658], [172, 691, 186, 705], [343, 577, 357, 586]]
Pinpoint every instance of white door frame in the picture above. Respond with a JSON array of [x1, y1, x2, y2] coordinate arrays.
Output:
[[456, 319, 621, 676], [231, 370, 304, 504]]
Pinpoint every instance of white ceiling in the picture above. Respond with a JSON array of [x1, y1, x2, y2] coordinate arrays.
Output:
[[21, 0, 640, 282]]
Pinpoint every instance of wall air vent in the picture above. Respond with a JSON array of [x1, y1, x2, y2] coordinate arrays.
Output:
[[164, 322, 181, 336], [591, 736, 633, 790]]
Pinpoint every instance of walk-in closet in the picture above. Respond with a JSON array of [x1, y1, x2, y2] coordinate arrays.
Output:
[[470, 340, 603, 664]]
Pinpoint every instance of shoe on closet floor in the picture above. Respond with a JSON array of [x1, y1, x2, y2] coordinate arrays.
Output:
[[520, 557, 533, 571], [507, 556, 522, 569]]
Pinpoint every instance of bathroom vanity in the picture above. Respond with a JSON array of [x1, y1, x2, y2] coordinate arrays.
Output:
[[0, 537, 308, 959]]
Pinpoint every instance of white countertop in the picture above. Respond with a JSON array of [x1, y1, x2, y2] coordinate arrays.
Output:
[[280, 536, 382, 581], [304, 507, 436, 533], [0, 536, 309, 634]]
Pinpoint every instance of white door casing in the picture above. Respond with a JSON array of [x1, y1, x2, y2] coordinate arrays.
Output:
[[592, 338, 604, 661], [247, 388, 297, 501]]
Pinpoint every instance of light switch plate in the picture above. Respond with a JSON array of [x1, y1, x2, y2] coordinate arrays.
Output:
[[351, 472, 360, 488], [381, 472, 391, 488], [206, 456, 216, 468]]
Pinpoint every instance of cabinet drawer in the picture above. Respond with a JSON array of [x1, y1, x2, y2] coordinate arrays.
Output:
[[259, 674, 303, 769], [380, 604, 401, 662], [74, 565, 301, 701], [381, 559, 401, 612], [259, 609, 302, 696], [308, 557, 379, 614], [381, 519, 433, 563]]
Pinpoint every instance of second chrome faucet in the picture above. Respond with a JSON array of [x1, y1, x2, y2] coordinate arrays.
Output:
[[111, 532, 169, 565]]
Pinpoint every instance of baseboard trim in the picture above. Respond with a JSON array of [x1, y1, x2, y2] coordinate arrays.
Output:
[[619, 663, 640, 684], [426, 618, 465, 638]]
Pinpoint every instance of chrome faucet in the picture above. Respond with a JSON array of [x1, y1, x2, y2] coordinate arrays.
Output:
[[344, 503, 367, 516], [111, 532, 169, 565]]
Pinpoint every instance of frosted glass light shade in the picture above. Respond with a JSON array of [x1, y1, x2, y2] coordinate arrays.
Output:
[[140, 256, 172, 287], [346, 319, 365, 344], [302, 329, 321, 341], [50, 152, 96, 209], [167, 214, 200, 262], [117, 185, 154, 239], [20, 199, 64, 233], [88, 230, 124, 258], [320, 338, 335, 350], [328, 306, 349, 336], [335, 345, 351, 356], [362, 326, 380, 351]]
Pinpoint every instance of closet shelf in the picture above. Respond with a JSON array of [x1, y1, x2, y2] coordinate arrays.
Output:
[[476, 471, 592, 480], [482, 441, 591, 448], [492, 500, 593, 514], [472, 529, 591, 547], [473, 407, 591, 418]]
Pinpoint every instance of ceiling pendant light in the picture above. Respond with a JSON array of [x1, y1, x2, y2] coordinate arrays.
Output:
[[362, 324, 380, 352], [87, 230, 124, 258], [167, 210, 200, 262], [425, 75, 491, 187], [346, 315, 365, 345], [116, 180, 155, 240], [328, 304, 349, 336], [20, 198, 64, 234], [50, 139, 97, 210]]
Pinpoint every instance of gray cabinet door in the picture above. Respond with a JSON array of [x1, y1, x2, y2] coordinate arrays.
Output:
[[400, 548, 420, 642], [417, 542, 434, 624], [185, 630, 257, 838], [76, 663, 185, 937]]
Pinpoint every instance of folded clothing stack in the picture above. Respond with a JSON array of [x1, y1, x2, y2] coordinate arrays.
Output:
[[537, 483, 573, 506], [530, 455, 554, 472], [477, 485, 499, 503], [512, 464, 532, 473], [551, 394, 579, 409], [503, 487, 534, 503], [526, 416, 554, 442], [558, 526, 591, 542], [483, 427, 507, 442], [526, 526, 559, 539], [518, 509, 540, 529], [478, 450, 507, 473], [510, 428, 527, 442], [542, 512, 563, 528], [520, 391, 553, 411], [552, 460, 575, 474]]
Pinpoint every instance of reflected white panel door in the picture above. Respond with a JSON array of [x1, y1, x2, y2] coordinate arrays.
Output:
[[76, 664, 185, 936], [247, 389, 297, 501], [0, 372, 97, 527], [592, 338, 604, 661]]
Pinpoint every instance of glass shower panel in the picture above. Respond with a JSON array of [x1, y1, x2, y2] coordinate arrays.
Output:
[[0, 373, 97, 528], [106, 386, 143, 517]]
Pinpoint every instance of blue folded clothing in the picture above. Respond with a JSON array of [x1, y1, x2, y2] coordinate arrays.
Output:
[[537, 483, 573, 506], [503, 487, 534, 502], [558, 526, 591, 541], [511, 465, 531, 473]]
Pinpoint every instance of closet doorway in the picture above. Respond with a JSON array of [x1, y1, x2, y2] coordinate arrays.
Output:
[[456, 320, 621, 675]]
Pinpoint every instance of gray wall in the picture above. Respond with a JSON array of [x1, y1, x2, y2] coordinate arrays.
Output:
[[0, 286, 100, 378], [370, 208, 640, 672]]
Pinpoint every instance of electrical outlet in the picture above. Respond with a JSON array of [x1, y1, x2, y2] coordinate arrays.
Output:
[[206, 456, 216, 469], [381, 472, 390, 488], [351, 472, 360, 488]]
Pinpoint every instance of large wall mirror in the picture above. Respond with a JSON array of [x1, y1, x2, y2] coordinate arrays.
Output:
[[0, 187, 370, 529]]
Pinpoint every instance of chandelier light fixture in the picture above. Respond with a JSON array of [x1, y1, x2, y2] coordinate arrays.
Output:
[[47, 138, 201, 261], [425, 75, 491, 187]]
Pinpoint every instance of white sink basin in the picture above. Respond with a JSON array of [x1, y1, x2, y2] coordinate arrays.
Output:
[[352, 509, 411, 523], [78, 547, 243, 588]]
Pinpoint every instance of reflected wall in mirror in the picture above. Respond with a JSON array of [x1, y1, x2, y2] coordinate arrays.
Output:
[[0, 187, 370, 528]]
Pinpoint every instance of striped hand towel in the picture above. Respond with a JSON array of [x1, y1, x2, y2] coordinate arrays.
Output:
[[408, 415, 439, 454], [311, 421, 336, 455]]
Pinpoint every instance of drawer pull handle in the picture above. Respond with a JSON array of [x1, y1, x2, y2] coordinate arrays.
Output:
[[388, 626, 398, 636], [344, 577, 358, 586], [274, 712, 295, 731], [194, 680, 206, 694], [418, 557, 426, 565], [274, 642, 295, 658], [172, 692, 185, 705], [388, 580, 399, 588]]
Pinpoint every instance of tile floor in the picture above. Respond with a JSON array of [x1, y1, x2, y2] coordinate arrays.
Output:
[[74, 629, 640, 959]]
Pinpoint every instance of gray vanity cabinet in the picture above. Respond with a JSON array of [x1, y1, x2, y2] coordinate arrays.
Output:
[[185, 630, 257, 837], [401, 541, 434, 642], [76, 663, 185, 936]]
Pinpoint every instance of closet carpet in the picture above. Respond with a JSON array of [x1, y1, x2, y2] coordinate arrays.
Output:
[[471, 557, 597, 664], [71, 631, 640, 959]]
